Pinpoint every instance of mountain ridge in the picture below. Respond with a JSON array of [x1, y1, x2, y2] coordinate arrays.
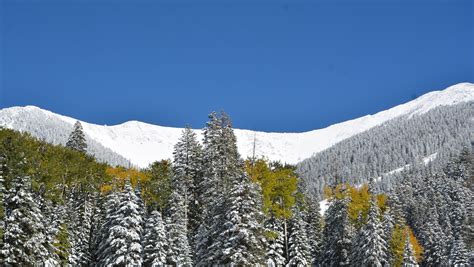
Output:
[[0, 82, 473, 167]]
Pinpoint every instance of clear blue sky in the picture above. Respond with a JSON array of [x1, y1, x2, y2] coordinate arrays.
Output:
[[1, 0, 472, 132]]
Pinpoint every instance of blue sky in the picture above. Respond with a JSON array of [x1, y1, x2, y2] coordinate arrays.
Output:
[[1, 0, 472, 132]]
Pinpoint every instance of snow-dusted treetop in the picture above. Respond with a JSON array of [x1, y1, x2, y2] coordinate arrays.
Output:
[[0, 83, 472, 167]]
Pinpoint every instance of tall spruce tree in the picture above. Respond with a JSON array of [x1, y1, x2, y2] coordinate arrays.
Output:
[[286, 205, 311, 266], [96, 179, 144, 266], [172, 127, 202, 249], [213, 172, 266, 265], [265, 216, 286, 267], [1, 176, 57, 265], [321, 186, 354, 266], [304, 195, 323, 266], [66, 121, 87, 153], [0, 155, 5, 248], [66, 191, 94, 265], [402, 235, 418, 267], [351, 197, 388, 266], [143, 210, 167, 266], [166, 189, 193, 266], [448, 226, 469, 267], [194, 112, 242, 265]]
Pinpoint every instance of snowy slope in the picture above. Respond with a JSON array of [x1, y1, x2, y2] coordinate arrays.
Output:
[[0, 83, 473, 167]]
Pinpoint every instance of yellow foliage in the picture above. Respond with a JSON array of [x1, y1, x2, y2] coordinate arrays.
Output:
[[324, 183, 388, 227], [390, 224, 424, 266], [245, 159, 298, 219], [100, 184, 113, 194], [105, 166, 150, 189]]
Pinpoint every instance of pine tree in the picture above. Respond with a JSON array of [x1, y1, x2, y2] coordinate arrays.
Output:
[[264, 216, 286, 267], [68, 192, 94, 265], [0, 155, 6, 248], [66, 121, 87, 153], [143, 210, 167, 267], [1, 176, 57, 265], [321, 186, 354, 267], [96, 179, 144, 266], [166, 189, 193, 266], [94, 189, 119, 265], [382, 208, 396, 264], [419, 208, 448, 266], [402, 235, 418, 267], [213, 173, 266, 265], [173, 126, 202, 246], [304, 195, 323, 266], [286, 205, 310, 266], [448, 228, 469, 266], [351, 197, 388, 266], [194, 112, 242, 265]]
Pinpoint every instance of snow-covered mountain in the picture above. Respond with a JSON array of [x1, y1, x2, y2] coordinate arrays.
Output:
[[0, 83, 473, 168]]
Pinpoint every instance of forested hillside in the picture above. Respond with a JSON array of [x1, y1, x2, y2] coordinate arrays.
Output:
[[0, 107, 131, 167], [298, 102, 473, 198], [0, 111, 472, 266]]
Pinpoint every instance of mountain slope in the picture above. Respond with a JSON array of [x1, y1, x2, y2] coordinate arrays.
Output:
[[0, 83, 472, 167]]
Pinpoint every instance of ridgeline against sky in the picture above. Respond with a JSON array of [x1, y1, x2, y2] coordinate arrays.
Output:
[[1, 0, 473, 131]]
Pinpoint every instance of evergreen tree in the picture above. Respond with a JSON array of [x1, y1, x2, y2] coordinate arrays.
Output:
[[351, 197, 388, 266], [96, 179, 144, 266], [172, 126, 202, 246], [448, 228, 469, 266], [382, 207, 395, 265], [143, 210, 167, 267], [0, 155, 6, 247], [419, 208, 448, 266], [166, 189, 193, 266], [321, 186, 354, 267], [286, 205, 310, 266], [264, 216, 286, 267], [194, 112, 242, 265], [66, 121, 87, 153], [304, 195, 323, 266], [213, 173, 266, 265], [402, 235, 418, 267], [68, 192, 94, 265], [1, 176, 57, 265], [94, 189, 119, 265]]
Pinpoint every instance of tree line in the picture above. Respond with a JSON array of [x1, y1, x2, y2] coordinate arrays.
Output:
[[0, 110, 472, 266]]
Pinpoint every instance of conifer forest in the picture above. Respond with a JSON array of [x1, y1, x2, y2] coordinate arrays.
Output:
[[0, 110, 472, 267]]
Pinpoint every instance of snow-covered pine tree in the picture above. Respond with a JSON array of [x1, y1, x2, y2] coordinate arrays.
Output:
[[419, 208, 448, 266], [0, 155, 5, 247], [286, 204, 310, 266], [194, 112, 242, 265], [321, 185, 354, 267], [448, 226, 469, 266], [382, 207, 396, 264], [166, 189, 193, 266], [94, 188, 119, 265], [213, 172, 266, 265], [68, 192, 94, 265], [402, 235, 418, 267], [172, 127, 202, 243], [264, 216, 286, 267], [66, 121, 87, 153], [96, 179, 144, 266], [304, 195, 323, 266], [143, 210, 167, 266], [1, 175, 57, 265], [351, 196, 388, 266]]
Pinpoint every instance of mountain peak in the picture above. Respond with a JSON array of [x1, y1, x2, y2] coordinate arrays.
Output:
[[0, 83, 472, 167]]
